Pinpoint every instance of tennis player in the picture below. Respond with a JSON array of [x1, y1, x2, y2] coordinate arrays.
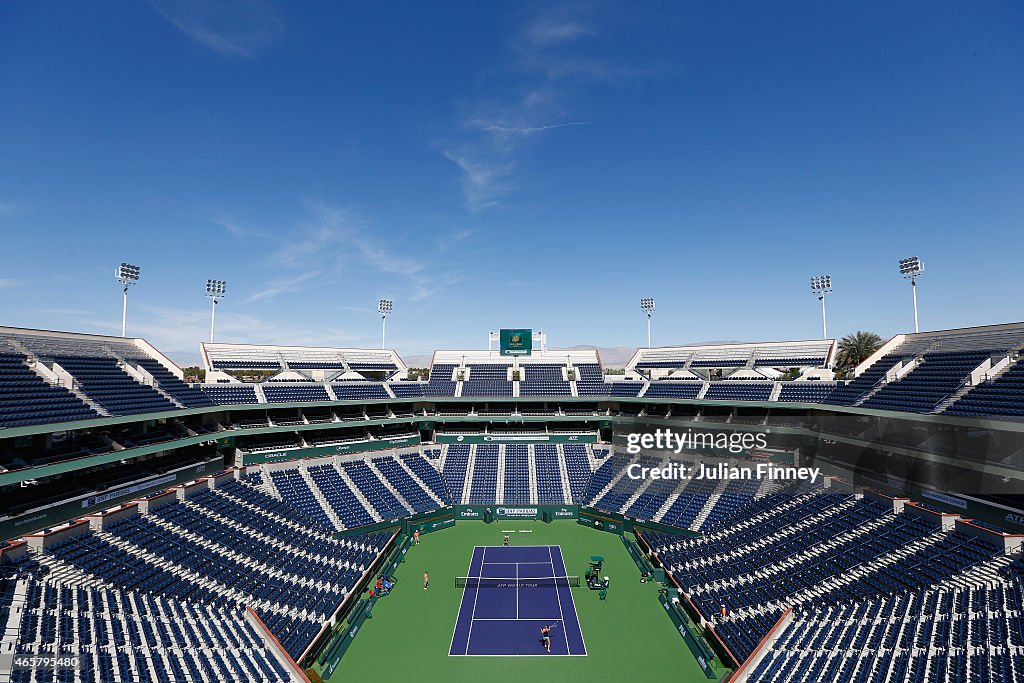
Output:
[[540, 625, 552, 653], [424, 570, 429, 590]]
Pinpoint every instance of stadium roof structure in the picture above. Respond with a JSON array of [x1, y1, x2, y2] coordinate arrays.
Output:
[[201, 341, 407, 376], [626, 339, 837, 371], [429, 348, 601, 366]]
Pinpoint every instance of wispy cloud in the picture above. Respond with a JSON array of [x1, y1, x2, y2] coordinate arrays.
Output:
[[123, 303, 366, 353], [243, 270, 324, 303], [0, 201, 21, 216], [477, 121, 592, 136], [148, 0, 285, 57], [217, 199, 462, 305], [0, 278, 24, 288], [443, 151, 515, 211], [443, 5, 653, 211], [523, 17, 592, 46]]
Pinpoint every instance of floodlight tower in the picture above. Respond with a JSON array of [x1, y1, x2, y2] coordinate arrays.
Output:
[[205, 280, 227, 342], [640, 298, 656, 349], [898, 257, 924, 333], [810, 275, 832, 339], [114, 263, 141, 337], [379, 299, 393, 349]]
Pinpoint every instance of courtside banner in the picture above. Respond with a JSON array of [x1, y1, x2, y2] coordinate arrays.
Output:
[[455, 505, 578, 521]]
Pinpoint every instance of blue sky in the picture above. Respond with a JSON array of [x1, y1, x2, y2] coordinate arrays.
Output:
[[1, 1, 1022, 363]]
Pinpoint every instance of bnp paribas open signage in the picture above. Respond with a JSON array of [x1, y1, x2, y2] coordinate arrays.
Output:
[[500, 329, 532, 356], [456, 505, 579, 521]]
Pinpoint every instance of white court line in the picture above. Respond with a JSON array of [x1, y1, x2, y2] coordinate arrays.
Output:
[[515, 561, 519, 619], [448, 544, 585, 658], [547, 545, 571, 656], [448, 546, 486, 657], [551, 545, 589, 656], [471, 618, 563, 622], [464, 546, 486, 655]]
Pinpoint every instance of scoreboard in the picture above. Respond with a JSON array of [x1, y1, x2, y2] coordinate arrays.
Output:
[[499, 329, 533, 356]]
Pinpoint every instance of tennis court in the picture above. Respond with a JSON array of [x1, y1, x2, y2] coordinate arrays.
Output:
[[449, 545, 587, 656]]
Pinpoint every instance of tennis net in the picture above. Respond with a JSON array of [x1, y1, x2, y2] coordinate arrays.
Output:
[[455, 576, 580, 589]]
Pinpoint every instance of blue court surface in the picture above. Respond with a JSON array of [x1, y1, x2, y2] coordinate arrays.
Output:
[[449, 545, 587, 656]]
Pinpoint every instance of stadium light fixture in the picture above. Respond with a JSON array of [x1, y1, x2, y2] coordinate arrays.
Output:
[[898, 256, 924, 333], [810, 275, 832, 339], [379, 299, 393, 349], [640, 298, 656, 349], [205, 280, 227, 343], [114, 262, 141, 337]]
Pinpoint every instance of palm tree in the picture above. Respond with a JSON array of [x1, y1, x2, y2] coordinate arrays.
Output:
[[836, 331, 884, 375]]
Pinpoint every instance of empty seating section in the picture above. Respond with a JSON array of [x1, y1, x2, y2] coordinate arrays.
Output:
[[503, 445, 530, 504], [826, 353, 908, 405], [262, 384, 330, 403], [424, 363, 458, 397], [533, 445, 567, 504], [701, 478, 760, 527], [6, 573, 291, 683], [704, 382, 773, 402], [390, 382, 424, 398], [583, 451, 630, 501], [306, 464, 375, 528], [468, 445, 499, 503], [861, 350, 991, 413], [373, 456, 438, 512], [341, 460, 410, 521], [623, 467, 683, 521], [268, 469, 336, 529], [55, 356, 178, 415], [199, 384, 260, 404], [778, 382, 836, 402], [462, 364, 512, 397], [135, 359, 215, 408], [593, 454, 658, 512], [39, 474, 389, 661], [332, 382, 389, 400], [575, 363, 609, 396], [562, 444, 594, 502], [609, 382, 644, 397], [947, 357, 1024, 418], [644, 381, 702, 399], [657, 477, 719, 529], [749, 582, 1024, 683], [442, 444, 471, 502], [10, 328, 1024, 425], [402, 453, 451, 502], [519, 364, 570, 396], [0, 350, 98, 427], [645, 494, 1005, 664]]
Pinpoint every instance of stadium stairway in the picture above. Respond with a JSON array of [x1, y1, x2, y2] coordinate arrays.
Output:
[[299, 465, 346, 530], [527, 446, 539, 504], [335, 464, 384, 523], [460, 445, 477, 504], [395, 453, 447, 508], [554, 446, 574, 504], [620, 470, 658, 514], [495, 444, 506, 503], [690, 478, 732, 531], [366, 458, 416, 513]]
